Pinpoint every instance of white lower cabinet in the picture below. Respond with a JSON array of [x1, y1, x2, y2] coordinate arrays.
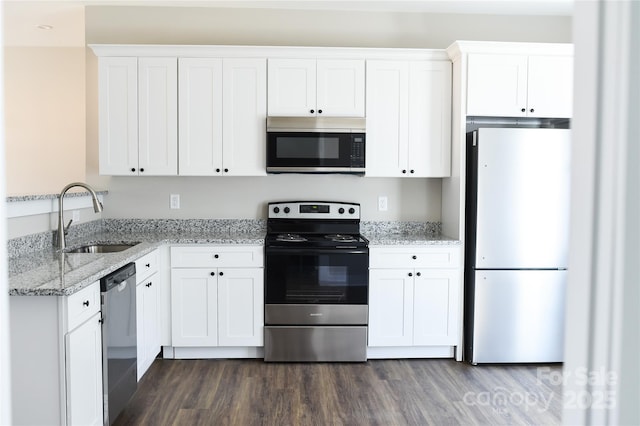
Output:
[[65, 311, 103, 426], [169, 245, 264, 358], [368, 246, 461, 359], [10, 281, 103, 425], [135, 249, 161, 380]]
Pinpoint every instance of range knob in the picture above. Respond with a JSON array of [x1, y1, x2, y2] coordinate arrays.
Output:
[[284, 207, 291, 214], [273, 207, 280, 214], [349, 208, 356, 214], [338, 208, 345, 214]]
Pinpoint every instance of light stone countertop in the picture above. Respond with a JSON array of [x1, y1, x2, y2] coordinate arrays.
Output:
[[8, 229, 266, 297], [8, 219, 459, 297]]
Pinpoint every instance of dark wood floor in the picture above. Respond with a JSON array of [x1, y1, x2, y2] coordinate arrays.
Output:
[[114, 358, 562, 425]]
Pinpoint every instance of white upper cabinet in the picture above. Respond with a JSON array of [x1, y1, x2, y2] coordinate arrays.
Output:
[[98, 57, 177, 176], [466, 53, 573, 118], [316, 59, 365, 117], [138, 58, 178, 175], [179, 58, 267, 176], [222, 58, 267, 176], [178, 58, 224, 175], [268, 58, 365, 117], [366, 60, 452, 177], [98, 57, 138, 175], [526, 55, 574, 118]]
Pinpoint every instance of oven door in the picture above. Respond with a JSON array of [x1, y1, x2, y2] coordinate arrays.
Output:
[[265, 247, 368, 305], [266, 131, 365, 174]]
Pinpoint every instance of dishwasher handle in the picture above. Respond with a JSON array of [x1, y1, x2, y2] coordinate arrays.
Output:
[[100, 262, 136, 292]]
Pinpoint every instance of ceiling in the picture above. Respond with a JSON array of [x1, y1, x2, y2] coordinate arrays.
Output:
[[3, 0, 574, 47]]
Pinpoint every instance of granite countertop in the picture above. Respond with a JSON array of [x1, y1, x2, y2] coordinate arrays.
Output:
[[8, 229, 266, 297], [365, 233, 460, 246], [8, 218, 459, 297]]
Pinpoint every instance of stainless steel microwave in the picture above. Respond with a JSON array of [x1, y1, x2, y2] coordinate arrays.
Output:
[[266, 117, 365, 175]]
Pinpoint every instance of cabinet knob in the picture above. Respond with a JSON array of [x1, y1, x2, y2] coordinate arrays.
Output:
[[410, 170, 415, 174], [402, 169, 407, 174], [131, 168, 136, 172], [145, 263, 150, 268], [210, 272, 215, 276], [83, 300, 90, 307], [140, 168, 145, 173], [318, 109, 323, 114], [530, 108, 535, 113], [310, 109, 315, 114], [224, 168, 229, 173], [219, 271, 224, 276], [408, 272, 413, 277], [412, 255, 417, 260], [146, 282, 152, 287], [214, 254, 219, 259], [416, 272, 421, 277], [216, 168, 221, 173], [521, 108, 526, 112]]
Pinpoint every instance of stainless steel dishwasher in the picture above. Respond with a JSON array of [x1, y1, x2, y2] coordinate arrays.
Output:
[[100, 263, 137, 425]]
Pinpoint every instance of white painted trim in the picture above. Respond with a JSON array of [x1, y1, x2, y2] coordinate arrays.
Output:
[[170, 346, 263, 359], [367, 345, 454, 359], [446, 40, 573, 61], [6, 194, 105, 219], [89, 44, 450, 61], [564, 1, 640, 424]]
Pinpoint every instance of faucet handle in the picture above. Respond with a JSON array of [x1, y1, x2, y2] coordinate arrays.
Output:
[[64, 219, 73, 235]]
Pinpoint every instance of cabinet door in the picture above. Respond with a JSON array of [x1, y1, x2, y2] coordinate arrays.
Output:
[[171, 269, 218, 346], [365, 60, 409, 177], [267, 58, 316, 116], [222, 58, 267, 176], [368, 269, 413, 347], [137, 275, 160, 380], [466, 54, 528, 117], [65, 312, 103, 426], [412, 269, 460, 346], [217, 268, 264, 346], [98, 57, 138, 175], [408, 61, 452, 177], [526, 55, 573, 118], [178, 58, 224, 175], [316, 59, 365, 117], [138, 57, 178, 175]]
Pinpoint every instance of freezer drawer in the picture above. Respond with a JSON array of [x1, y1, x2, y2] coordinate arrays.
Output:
[[468, 270, 566, 364]]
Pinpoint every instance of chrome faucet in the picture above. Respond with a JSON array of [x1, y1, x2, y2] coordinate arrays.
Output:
[[57, 182, 103, 251]]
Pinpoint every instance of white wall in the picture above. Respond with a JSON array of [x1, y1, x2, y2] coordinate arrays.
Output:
[[84, 6, 572, 48], [102, 175, 441, 221]]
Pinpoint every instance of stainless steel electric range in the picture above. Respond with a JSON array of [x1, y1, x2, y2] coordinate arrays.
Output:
[[264, 201, 369, 362]]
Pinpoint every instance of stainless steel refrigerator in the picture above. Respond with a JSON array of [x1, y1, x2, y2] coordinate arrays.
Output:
[[464, 127, 570, 364]]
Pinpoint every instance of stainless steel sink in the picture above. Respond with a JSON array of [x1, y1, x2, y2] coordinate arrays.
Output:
[[65, 243, 139, 254]]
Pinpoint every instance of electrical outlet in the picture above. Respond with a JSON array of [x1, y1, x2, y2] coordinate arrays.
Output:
[[72, 210, 80, 221], [170, 194, 180, 209], [378, 196, 388, 211]]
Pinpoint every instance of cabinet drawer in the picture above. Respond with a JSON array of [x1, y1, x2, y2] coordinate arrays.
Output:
[[171, 245, 264, 268], [136, 249, 159, 282], [65, 281, 101, 332], [370, 246, 460, 269]]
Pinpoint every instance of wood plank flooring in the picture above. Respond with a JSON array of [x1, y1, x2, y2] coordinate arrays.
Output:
[[114, 358, 562, 425]]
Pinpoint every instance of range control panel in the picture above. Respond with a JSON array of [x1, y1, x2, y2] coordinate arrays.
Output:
[[268, 201, 360, 220]]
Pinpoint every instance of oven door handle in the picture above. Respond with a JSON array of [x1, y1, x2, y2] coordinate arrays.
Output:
[[266, 247, 369, 255]]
